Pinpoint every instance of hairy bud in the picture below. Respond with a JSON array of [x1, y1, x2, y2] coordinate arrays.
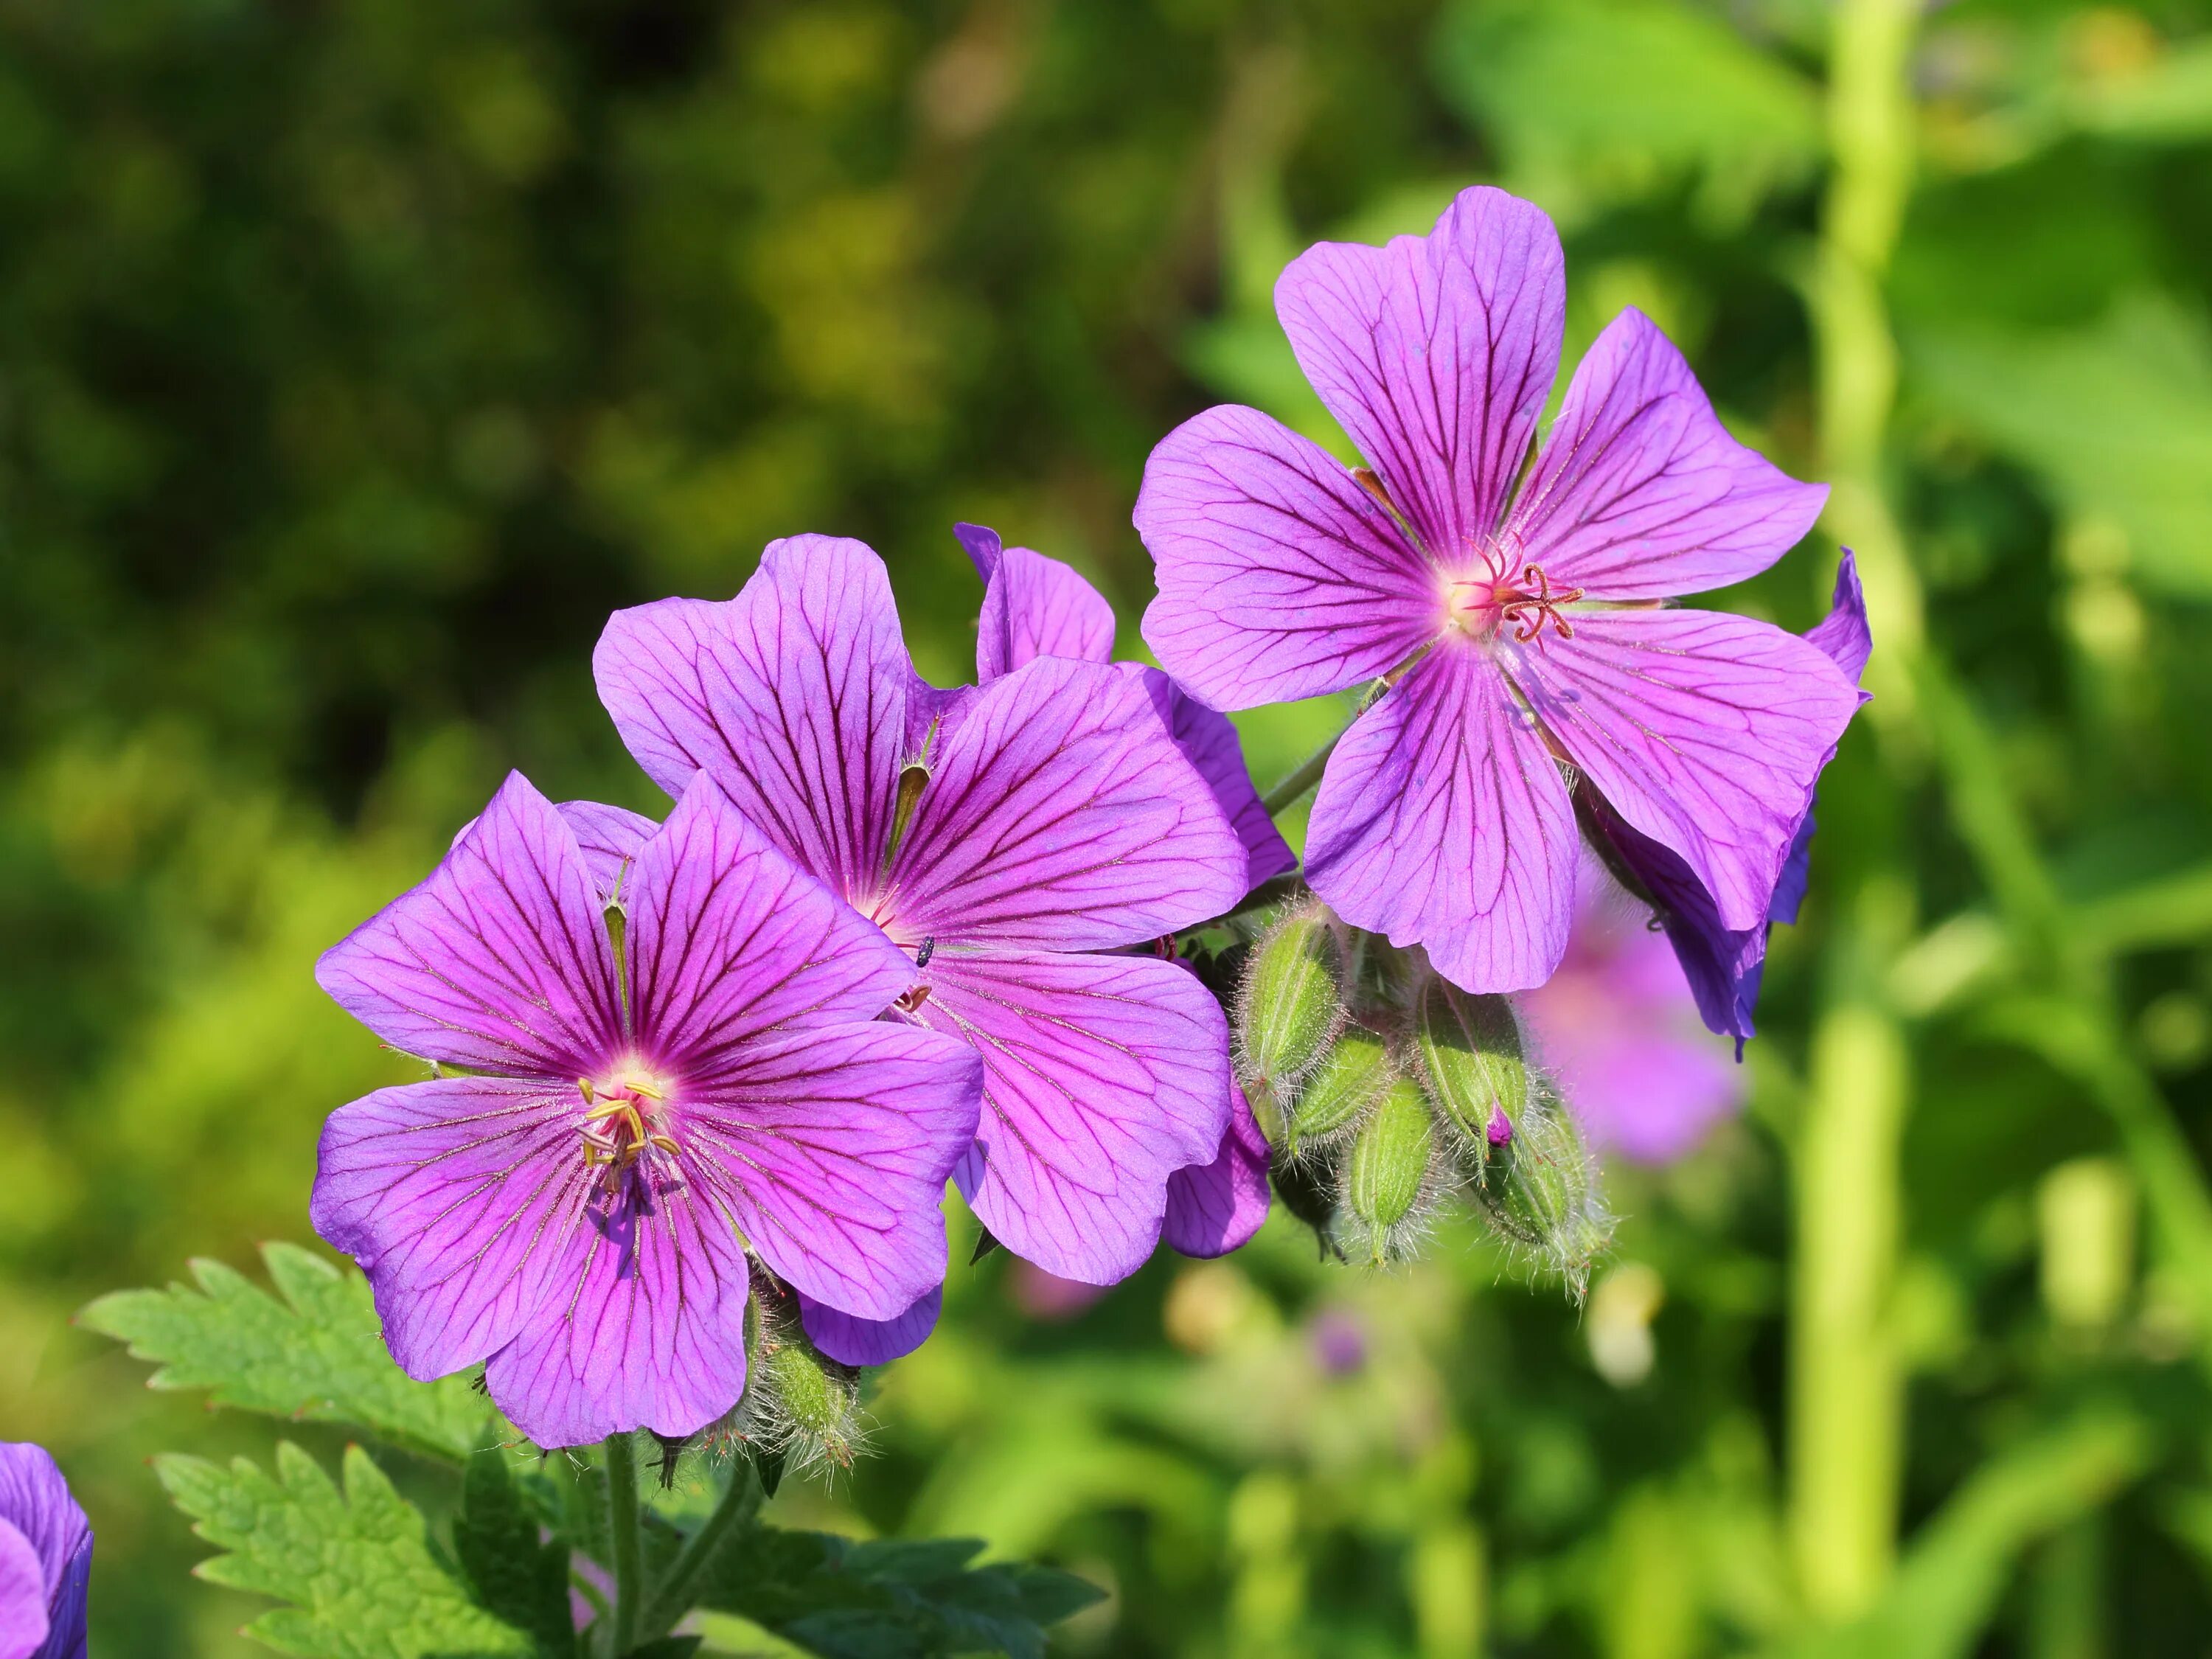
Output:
[[1287, 1027, 1394, 1152], [742, 1293, 863, 1471], [1475, 1098, 1611, 1298], [1411, 975, 1528, 1175], [1345, 1077, 1436, 1262], [1236, 905, 1349, 1113]]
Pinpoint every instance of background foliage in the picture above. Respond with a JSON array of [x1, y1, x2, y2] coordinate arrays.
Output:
[[5, 0, 2212, 1653]]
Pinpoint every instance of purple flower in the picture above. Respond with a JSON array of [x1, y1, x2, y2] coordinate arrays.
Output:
[[953, 522, 1282, 1260], [1582, 552, 1874, 1048], [0, 1442, 91, 1659], [594, 535, 1251, 1299], [1522, 858, 1744, 1165], [1135, 185, 1865, 995], [312, 771, 982, 1446]]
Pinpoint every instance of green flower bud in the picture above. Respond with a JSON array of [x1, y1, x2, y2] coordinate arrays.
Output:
[[1287, 1027, 1394, 1151], [742, 1292, 863, 1470], [1236, 904, 1348, 1102], [1476, 1099, 1612, 1298], [1411, 974, 1527, 1175], [1346, 1077, 1436, 1262]]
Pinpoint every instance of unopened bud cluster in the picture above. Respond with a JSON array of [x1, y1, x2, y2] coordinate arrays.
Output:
[[1234, 902, 1611, 1290]]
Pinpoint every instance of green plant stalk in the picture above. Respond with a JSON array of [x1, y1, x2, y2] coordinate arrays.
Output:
[[605, 1431, 644, 1655], [1262, 731, 1343, 817], [638, 1458, 765, 1640], [1792, 0, 1921, 1624]]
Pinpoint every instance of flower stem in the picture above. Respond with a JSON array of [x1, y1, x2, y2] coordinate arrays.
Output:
[[604, 1431, 644, 1655], [636, 1457, 765, 1641], [1261, 732, 1341, 818]]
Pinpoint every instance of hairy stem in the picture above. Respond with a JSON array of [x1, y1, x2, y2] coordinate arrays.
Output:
[[605, 1431, 644, 1655], [636, 1457, 765, 1640], [1262, 731, 1342, 818]]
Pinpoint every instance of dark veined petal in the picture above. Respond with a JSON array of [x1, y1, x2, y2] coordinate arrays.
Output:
[[625, 775, 916, 1072], [0, 1442, 89, 1659], [681, 1023, 982, 1322], [557, 801, 658, 902], [955, 520, 1006, 582], [311, 1077, 591, 1384], [1144, 672, 1298, 891], [1768, 552, 1873, 929], [1508, 608, 1862, 933], [1162, 1084, 1272, 1259], [1276, 184, 1565, 560], [797, 1285, 942, 1367], [594, 535, 915, 900], [483, 1164, 753, 1447], [1307, 641, 1577, 993], [888, 657, 1246, 951], [962, 525, 1116, 684], [917, 947, 1231, 1284], [317, 772, 621, 1077], [1136, 403, 1437, 709], [1503, 308, 1828, 599]]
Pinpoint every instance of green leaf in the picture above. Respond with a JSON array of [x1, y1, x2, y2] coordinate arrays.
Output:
[[80, 1242, 499, 1464], [453, 1451, 576, 1658], [696, 1526, 1102, 1659], [156, 1441, 535, 1658]]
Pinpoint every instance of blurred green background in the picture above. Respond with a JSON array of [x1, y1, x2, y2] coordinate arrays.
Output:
[[6, 0, 2212, 1652]]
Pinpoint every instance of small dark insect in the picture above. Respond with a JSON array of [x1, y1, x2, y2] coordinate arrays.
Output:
[[915, 937, 936, 968]]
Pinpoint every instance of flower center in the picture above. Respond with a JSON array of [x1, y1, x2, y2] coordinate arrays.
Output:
[[577, 1067, 680, 1194], [1445, 564, 1584, 644]]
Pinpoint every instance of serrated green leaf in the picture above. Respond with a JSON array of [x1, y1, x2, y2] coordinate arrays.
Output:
[[453, 1452, 575, 1658], [81, 1242, 499, 1463], [157, 1441, 535, 1659], [696, 1526, 1102, 1659]]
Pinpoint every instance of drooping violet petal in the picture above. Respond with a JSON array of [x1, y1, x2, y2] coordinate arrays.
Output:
[[317, 772, 621, 1076], [919, 947, 1232, 1284], [1307, 641, 1576, 993], [1508, 608, 1862, 933], [954, 521, 1004, 583], [625, 775, 917, 1071], [1503, 308, 1829, 599], [888, 657, 1246, 952], [1275, 184, 1565, 559], [1135, 403, 1438, 709], [1769, 551, 1873, 928], [311, 1077, 590, 1383], [972, 540, 1116, 684], [681, 1023, 981, 1321], [797, 1285, 942, 1367], [481, 1164, 753, 1446], [1142, 672, 1298, 890], [0, 1444, 88, 1659], [1162, 1084, 1271, 1258], [594, 535, 914, 900]]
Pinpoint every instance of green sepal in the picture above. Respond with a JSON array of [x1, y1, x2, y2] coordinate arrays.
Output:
[[1236, 903, 1348, 1095], [1287, 1028, 1394, 1150], [1346, 1077, 1436, 1256], [1411, 974, 1528, 1171]]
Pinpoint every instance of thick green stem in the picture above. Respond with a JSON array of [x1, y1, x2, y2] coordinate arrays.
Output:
[[605, 1431, 644, 1655], [1262, 731, 1341, 817], [637, 1458, 765, 1641]]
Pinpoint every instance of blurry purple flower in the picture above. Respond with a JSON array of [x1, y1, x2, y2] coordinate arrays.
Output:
[[1307, 1308, 1368, 1377], [0, 1441, 91, 1659], [954, 523, 1282, 1260], [313, 771, 981, 1446], [1135, 185, 1863, 995], [1581, 552, 1872, 1048], [1521, 858, 1742, 1165], [1007, 1261, 1110, 1321], [594, 536, 1250, 1298]]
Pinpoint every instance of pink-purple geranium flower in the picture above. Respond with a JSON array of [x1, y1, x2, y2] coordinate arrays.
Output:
[[955, 522, 1281, 1261], [594, 535, 1250, 1304], [312, 771, 982, 1446], [0, 1441, 91, 1659], [1135, 184, 1865, 996]]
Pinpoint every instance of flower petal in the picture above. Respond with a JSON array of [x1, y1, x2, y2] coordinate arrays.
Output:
[[594, 535, 914, 900], [0, 1442, 89, 1659], [483, 1166, 753, 1446], [1137, 403, 1438, 709], [682, 1023, 981, 1321], [1770, 552, 1873, 928], [311, 1077, 589, 1382], [557, 801, 658, 903], [917, 947, 1232, 1284], [625, 775, 916, 1071], [955, 521, 1004, 582], [1276, 184, 1565, 559], [317, 772, 621, 1076], [0, 1519, 47, 1659], [888, 657, 1246, 951], [798, 1286, 941, 1367], [968, 532, 1117, 683], [1146, 674, 1298, 891], [1508, 608, 1863, 932], [1504, 308, 1828, 599], [1307, 641, 1577, 993], [1163, 1084, 1272, 1258]]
